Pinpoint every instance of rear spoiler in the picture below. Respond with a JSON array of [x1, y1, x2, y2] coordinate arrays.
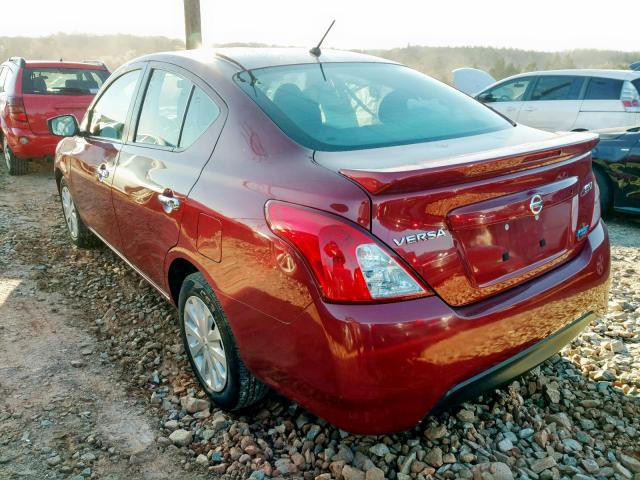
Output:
[[340, 132, 599, 195], [81, 60, 108, 69]]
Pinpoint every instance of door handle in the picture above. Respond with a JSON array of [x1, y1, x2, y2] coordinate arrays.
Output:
[[96, 164, 109, 183], [522, 107, 536, 112], [158, 191, 180, 214]]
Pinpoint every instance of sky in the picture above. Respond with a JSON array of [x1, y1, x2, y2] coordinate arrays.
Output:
[[2, 0, 637, 52]]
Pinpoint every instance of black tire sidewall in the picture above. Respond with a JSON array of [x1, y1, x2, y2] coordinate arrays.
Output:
[[3, 136, 27, 175], [3, 136, 14, 173], [178, 273, 241, 409]]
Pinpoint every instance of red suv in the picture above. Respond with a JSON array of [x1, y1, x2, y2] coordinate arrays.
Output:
[[0, 57, 109, 175], [49, 48, 610, 434]]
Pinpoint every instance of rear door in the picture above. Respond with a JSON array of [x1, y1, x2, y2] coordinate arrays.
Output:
[[477, 76, 534, 122], [517, 75, 584, 131], [20, 66, 109, 133], [111, 62, 225, 289], [69, 67, 144, 251], [575, 77, 626, 129], [617, 134, 640, 210]]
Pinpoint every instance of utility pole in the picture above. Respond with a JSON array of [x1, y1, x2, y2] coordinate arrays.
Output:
[[183, 0, 202, 50]]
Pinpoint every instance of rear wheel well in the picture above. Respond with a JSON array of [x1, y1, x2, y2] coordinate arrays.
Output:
[[168, 258, 199, 305]]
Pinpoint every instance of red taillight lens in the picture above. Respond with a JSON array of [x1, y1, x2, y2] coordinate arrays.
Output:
[[622, 99, 639, 108], [7, 96, 28, 125], [266, 201, 431, 303]]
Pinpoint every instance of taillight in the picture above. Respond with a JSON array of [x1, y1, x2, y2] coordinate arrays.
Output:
[[266, 201, 431, 303], [7, 96, 29, 126], [620, 81, 640, 112]]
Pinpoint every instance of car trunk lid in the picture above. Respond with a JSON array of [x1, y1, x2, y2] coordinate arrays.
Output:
[[19, 65, 107, 134], [315, 127, 599, 306], [22, 94, 93, 134]]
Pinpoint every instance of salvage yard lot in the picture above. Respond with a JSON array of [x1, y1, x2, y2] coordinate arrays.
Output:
[[0, 168, 639, 480]]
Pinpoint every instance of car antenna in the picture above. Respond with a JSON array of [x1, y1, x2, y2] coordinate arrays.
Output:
[[309, 20, 335, 57]]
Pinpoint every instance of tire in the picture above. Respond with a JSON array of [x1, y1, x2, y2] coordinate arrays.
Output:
[[593, 168, 612, 218], [3, 136, 28, 175], [178, 272, 268, 410], [58, 177, 100, 248]]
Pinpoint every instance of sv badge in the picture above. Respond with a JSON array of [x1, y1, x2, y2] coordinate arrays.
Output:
[[393, 228, 447, 247]]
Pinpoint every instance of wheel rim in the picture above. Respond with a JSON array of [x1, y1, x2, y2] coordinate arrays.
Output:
[[184, 295, 228, 392], [61, 186, 79, 239], [3, 138, 10, 171]]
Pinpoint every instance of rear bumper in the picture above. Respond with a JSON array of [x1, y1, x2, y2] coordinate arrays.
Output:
[[430, 311, 596, 412], [4, 126, 59, 159], [246, 220, 610, 434]]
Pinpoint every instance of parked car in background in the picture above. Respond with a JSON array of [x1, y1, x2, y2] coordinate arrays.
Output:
[[0, 57, 109, 175], [592, 125, 640, 216], [471, 69, 640, 132], [49, 48, 609, 434]]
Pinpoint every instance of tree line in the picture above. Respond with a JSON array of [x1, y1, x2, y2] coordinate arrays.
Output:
[[1, 34, 638, 83]]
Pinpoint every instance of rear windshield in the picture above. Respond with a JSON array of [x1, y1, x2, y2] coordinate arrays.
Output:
[[235, 62, 511, 151], [22, 67, 110, 95]]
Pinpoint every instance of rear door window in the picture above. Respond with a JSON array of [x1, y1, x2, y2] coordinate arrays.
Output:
[[530, 76, 583, 101], [135, 69, 192, 147], [179, 87, 220, 148], [584, 77, 623, 100], [22, 67, 109, 95]]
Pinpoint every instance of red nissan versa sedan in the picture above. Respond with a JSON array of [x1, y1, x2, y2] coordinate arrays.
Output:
[[0, 57, 110, 175], [48, 48, 610, 434]]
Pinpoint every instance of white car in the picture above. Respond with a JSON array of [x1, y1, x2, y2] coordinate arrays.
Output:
[[472, 69, 640, 131]]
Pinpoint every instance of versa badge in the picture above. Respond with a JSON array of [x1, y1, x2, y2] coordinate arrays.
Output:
[[393, 228, 447, 247]]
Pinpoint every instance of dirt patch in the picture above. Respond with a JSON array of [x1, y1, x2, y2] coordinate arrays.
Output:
[[0, 171, 204, 479]]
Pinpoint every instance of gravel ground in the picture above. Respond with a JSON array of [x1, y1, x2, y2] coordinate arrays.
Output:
[[0, 166, 639, 480]]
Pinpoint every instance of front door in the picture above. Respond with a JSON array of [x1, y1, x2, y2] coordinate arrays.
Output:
[[69, 69, 143, 251], [618, 138, 640, 211], [516, 75, 584, 131], [479, 76, 534, 123], [111, 64, 223, 288]]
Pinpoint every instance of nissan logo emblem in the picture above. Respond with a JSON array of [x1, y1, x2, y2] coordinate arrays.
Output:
[[530, 194, 544, 215]]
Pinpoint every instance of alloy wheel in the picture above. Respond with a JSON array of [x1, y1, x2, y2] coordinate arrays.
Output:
[[61, 186, 79, 239], [184, 295, 228, 392]]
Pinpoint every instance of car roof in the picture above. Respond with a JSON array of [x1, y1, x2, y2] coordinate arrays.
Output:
[[504, 69, 640, 81], [138, 47, 394, 71]]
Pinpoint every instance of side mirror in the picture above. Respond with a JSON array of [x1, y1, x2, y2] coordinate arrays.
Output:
[[48, 115, 79, 137], [477, 92, 493, 103]]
